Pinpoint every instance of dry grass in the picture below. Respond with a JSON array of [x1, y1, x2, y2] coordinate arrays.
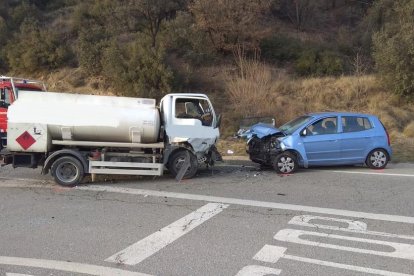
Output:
[[217, 138, 247, 157], [391, 135, 414, 163], [403, 121, 414, 138], [224, 61, 414, 137], [39, 68, 117, 96]]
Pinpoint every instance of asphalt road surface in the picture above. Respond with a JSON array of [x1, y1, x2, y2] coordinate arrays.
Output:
[[0, 161, 414, 276]]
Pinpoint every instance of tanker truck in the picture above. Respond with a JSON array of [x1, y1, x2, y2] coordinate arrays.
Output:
[[0, 76, 46, 148], [0, 91, 221, 186]]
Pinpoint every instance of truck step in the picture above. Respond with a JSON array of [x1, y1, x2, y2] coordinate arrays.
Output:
[[89, 161, 164, 176]]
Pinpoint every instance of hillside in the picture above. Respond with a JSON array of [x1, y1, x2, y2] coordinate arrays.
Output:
[[0, 0, 413, 160]]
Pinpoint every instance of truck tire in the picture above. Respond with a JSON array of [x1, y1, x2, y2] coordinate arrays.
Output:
[[168, 150, 198, 179], [51, 156, 84, 186], [272, 152, 298, 174]]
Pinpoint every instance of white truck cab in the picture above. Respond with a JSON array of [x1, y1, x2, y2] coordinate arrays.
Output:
[[161, 93, 220, 154]]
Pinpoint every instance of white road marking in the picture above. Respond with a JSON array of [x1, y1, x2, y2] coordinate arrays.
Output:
[[289, 215, 414, 240], [0, 256, 152, 276], [75, 185, 414, 224], [274, 229, 414, 261], [0, 177, 46, 184], [105, 202, 228, 265], [235, 265, 281, 276], [330, 170, 414, 178], [254, 245, 414, 276], [6, 273, 34, 276]]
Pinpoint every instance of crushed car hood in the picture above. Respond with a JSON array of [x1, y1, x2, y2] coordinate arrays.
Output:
[[239, 123, 284, 139]]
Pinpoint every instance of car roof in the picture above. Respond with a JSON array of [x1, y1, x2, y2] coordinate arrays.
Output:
[[307, 112, 376, 118]]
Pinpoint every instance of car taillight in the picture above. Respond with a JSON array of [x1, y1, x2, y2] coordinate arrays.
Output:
[[386, 129, 391, 146], [379, 120, 391, 146]]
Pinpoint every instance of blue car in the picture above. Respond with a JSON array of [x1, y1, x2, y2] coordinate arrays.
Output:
[[246, 112, 392, 174]]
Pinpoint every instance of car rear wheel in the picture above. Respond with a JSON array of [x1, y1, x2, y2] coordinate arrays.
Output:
[[272, 152, 298, 174], [366, 149, 389, 170]]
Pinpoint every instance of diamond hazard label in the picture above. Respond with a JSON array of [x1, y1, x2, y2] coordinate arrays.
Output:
[[16, 131, 36, 150]]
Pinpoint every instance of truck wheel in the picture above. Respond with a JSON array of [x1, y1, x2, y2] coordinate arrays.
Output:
[[168, 150, 198, 179], [272, 152, 298, 174], [366, 149, 389, 169], [51, 156, 84, 186]]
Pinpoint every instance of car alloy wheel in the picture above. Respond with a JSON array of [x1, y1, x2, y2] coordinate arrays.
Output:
[[272, 152, 298, 174], [366, 149, 389, 170]]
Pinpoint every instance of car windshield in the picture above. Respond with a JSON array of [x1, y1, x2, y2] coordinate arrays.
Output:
[[279, 115, 313, 135]]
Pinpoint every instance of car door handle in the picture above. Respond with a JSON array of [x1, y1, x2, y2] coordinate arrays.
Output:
[[327, 140, 338, 142]]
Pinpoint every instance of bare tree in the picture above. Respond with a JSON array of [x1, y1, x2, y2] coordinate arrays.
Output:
[[189, 0, 271, 52], [129, 0, 186, 48]]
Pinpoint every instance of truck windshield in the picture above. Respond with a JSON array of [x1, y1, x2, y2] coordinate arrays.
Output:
[[175, 98, 213, 126], [279, 115, 313, 135]]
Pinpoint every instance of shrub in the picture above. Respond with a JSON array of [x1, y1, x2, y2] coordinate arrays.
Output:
[[10, 1, 41, 28], [166, 11, 218, 66], [102, 38, 172, 99], [260, 35, 302, 64], [373, 0, 414, 99], [77, 27, 107, 75], [317, 51, 344, 75], [294, 49, 318, 76], [295, 49, 345, 76], [6, 20, 71, 73], [0, 16, 7, 71]]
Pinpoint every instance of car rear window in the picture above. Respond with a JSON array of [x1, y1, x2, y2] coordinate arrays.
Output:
[[342, 116, 372, 132]]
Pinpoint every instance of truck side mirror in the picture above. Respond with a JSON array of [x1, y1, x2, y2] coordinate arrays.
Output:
[[215, 114, 222, 129]]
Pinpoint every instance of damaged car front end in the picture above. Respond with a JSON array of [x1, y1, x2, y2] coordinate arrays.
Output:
[[242, 124, 285, 166], [239, 116, 313, 174]]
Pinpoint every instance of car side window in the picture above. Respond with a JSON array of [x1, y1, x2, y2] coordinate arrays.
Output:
[[306, 117, 338, 135], [342, 116, 372, 133]]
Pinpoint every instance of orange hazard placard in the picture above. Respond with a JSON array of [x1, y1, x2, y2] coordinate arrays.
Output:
[[16, 131, 36, 150]]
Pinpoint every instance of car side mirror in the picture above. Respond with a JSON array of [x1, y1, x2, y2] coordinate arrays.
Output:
[[300, 128, 307, 136], [215, 114, 222, 129]]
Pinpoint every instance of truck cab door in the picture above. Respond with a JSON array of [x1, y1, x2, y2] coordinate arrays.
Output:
[[163, 95, 220, 155]]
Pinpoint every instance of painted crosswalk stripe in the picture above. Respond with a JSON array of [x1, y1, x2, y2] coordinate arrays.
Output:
[[235, 265, 281, 276], [0, 256, 151, 276], [289, 215, 414, 240], [105, 202, 228, 265], [274, 229, 414, 261], [253, 245, 414, 276]]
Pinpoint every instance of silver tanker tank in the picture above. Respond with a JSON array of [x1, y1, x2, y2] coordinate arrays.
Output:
[[8, 92, 161, 144]]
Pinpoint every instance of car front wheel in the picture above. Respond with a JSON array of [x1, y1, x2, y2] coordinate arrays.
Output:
[[168, 150, 198, 179], [272, 152, 298, 174], [366, 149, 389, 170]]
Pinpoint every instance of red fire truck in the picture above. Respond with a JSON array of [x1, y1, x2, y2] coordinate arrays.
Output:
[[0, 76, 46, 148]]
